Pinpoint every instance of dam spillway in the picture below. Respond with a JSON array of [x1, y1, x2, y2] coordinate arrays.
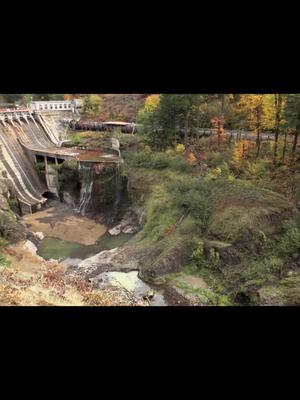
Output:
[[0, 106, 119, 214]]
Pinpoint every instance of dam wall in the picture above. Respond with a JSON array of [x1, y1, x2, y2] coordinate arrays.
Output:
[[0, 104, 119, 215]]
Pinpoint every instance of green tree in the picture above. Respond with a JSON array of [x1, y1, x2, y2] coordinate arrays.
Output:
[[284, 94, 300, 157], [139, 94, 205, 149], [0, 94, 23, 104], [81, 94, 103, 118], [273, 94, 283, 163]]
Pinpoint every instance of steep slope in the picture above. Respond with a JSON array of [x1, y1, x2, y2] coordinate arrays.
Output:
[[81, 94, 147, 122]]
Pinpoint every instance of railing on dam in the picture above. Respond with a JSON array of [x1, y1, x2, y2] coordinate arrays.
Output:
[[29, 100, 82, 113]]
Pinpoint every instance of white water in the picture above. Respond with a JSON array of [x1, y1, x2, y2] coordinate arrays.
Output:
[[76, 163, 94, 216]]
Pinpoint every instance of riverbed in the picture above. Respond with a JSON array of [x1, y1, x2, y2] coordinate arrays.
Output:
[[20, 201, 170, 305], [22, 202, 106, 245]]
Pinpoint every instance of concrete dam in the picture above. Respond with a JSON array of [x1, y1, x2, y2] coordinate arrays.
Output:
[[0, 101, 119, 214]]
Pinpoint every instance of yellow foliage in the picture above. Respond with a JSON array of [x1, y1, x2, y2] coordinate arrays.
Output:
[[144, 94, 160, 112], [175, 144, 185, 154]]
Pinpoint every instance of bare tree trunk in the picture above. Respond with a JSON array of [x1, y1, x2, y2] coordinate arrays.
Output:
[[217, 95, 225, 149], [255, 106, 262, 158], [256, 127, 261, 158], [273, 94, 282, 164], [282, 129, 288, 163], [292, 124, 299, 154], [291, 130, 299, 164], [184, 111, 190, 147]]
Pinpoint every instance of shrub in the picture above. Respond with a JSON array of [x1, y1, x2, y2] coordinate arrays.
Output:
[[69, 134, 81, 146], [0, 252, 10, 268], [175, 144, 185, 154], [243, 160, 270, 180], [209, 152, 224, 167], [190, 240, 222, 271], [170, 156, 192, 173], [190, 239, 205, 263], [149, 152, 170, 169], [278, 227, 300, 258], [127, 150, 152, 167], [187, 152, 197, 166]]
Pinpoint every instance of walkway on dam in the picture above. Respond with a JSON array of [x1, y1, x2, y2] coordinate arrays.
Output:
[[21, 142, 119, 163]]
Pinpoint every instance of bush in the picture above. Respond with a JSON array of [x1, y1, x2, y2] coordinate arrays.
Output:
[[0, 252, 10, 267], [70, 134, 81, 146], [168, 177, 212, 233], [278, 227, 300, 258], [175, 144, 185, 154], [149, 152, 171, 169], [170, 156, 192, 173], [190, 239, 222, 271], [209, 152, 224, 167], [243, 160, 270, 180]]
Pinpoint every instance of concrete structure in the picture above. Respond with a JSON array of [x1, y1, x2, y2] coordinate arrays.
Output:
[[29, 99, 82, 114]]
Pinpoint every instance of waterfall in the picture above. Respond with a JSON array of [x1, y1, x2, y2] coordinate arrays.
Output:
[[76, 163, 94, 216], [111, 161, 123, 222]]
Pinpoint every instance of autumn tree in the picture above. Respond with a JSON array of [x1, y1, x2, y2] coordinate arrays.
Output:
[[137, 94, 161, 146], [239, 94, 264, 157], [81, 94, 103, 118]]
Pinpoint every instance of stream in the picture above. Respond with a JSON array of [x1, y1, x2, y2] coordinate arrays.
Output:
[[36, 233, 167, 306]]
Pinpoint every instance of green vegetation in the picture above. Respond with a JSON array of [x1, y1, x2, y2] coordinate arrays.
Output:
[[81, 94, 103, 118], [0, 252, 10, 268], [69, 133, 82, 146]]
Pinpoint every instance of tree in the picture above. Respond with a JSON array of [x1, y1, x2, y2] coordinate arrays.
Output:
[[284, 94, 300, 157], [137, 94, 161, 146], [273, 94, 283, 163], [0, 94, 23, 104], [81, 94, 103, 118], [138, 94, 205, 149], [239, 94, 264, 157]]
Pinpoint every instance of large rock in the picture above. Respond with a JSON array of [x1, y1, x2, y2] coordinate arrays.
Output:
[[71, 247, 139, 279], [0, 210, 26, 243]]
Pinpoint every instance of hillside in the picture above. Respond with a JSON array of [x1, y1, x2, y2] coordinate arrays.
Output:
[[83, 94, 147, 122]]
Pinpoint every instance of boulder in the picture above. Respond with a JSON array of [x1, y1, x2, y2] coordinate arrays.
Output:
[[73, 247, 139, 278], [108, 224, 122, 235]]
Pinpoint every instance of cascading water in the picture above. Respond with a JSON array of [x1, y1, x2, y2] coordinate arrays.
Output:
[[111, 161, 123, 223], [76, 162, 94, 216]]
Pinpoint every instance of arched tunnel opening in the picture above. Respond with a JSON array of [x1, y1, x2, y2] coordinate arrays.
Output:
[[42, 191, 58, 200]]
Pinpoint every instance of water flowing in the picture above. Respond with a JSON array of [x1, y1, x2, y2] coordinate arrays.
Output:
[[76, 163, 94, 216]]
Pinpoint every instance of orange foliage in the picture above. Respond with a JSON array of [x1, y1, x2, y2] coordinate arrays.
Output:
[[187, 152, 197, 165], [233, 140, 254, 162]]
